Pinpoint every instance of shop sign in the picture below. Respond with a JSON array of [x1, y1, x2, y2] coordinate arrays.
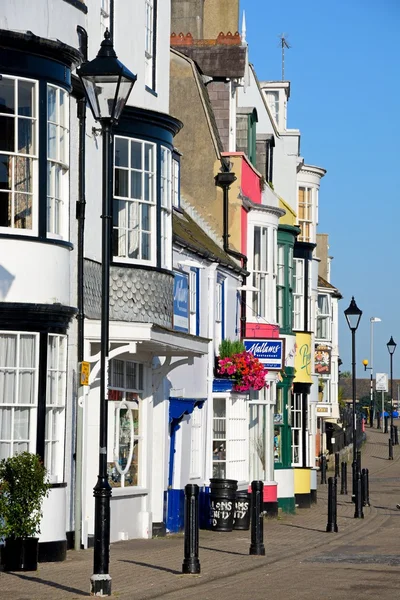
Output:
[[317, 406, 329, 413], [243, 339, 284, 370], [80, 361, 90, 386], [315, 344, 332, 375], [173, 271, 189, 332], [294, 333, 312, 384]]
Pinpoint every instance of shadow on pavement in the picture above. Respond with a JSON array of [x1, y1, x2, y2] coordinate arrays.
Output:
[[5, 571, 87, 596], [119, 559, 181, 575], [280, 523, 326, 533], [199, 546, 248, 556]]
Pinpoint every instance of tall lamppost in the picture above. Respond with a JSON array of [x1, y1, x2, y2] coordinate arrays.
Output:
[[387, 336, 397, 442], [344, 297, 362, 500], [363, 317, 381, 427], [78, 30, 137, 597]]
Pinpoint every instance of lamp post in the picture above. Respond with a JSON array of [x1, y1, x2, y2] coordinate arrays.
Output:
[[344, 297, 362, 501], [363, 317, 381, 427], [78, 30, 136, 597], [387, 336, 397, 442]]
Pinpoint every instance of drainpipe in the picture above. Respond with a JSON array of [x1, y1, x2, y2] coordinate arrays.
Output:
[[74, 96, 86, 551], [215, 169, 249, 339]]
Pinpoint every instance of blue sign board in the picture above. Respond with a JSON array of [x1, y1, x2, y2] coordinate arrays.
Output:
[[243, 339, 284, 370], [173, 272, 189, 332]]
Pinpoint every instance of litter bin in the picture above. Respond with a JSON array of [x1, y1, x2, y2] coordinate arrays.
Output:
[[209, 478, 237, 532], [233, 490, 251, 530]]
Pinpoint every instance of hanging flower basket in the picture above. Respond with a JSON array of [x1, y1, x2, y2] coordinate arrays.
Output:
[[217, 350, 268, 393]]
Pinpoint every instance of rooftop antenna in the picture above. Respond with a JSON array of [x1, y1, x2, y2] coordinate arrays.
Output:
[[278, 33, 291, 80]]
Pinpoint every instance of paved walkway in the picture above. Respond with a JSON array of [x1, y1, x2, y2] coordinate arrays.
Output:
[[1, 424, 400, 599]]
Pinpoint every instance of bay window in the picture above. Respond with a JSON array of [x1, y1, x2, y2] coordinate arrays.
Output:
[[0, 332, 39, 459], [252, 226, 268, 318], [293, 258, 304, 330], [113, 136, 156, 264], [0, 76, 37, 232], [47, 85, 69, 238], [298, 187, 312, 242], [189, 268, 199, 335], [276, 244, 285, 327], [172, 157, 180, 208], [45, 334, 67, 482], [317, 294, 331, 340], [107, 359, 143, 488], [160, 146, 172, 269]]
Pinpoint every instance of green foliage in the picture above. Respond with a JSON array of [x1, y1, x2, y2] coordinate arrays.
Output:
[[218, 339, 245, 359], [0, 452, 50, 539]]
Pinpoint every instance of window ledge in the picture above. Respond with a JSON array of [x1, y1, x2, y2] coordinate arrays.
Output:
[[111, 487, 149, 498], [145, 86, 158, 98], [0, 233, 73, 250], [62, 0, 88, 13]]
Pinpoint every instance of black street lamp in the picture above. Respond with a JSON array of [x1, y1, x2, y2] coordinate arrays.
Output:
[[78, 30, 136, 597], [387, 336, 397, 442], [344, 297, 362, 502]]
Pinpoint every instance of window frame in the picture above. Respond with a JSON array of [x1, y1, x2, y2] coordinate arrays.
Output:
[[45, 334, 67, 483], [251, 225, 268, 318], [189, 267, 199, 336], [113, 135, 157, 266], [0, 331, 40, 460], [316, 293, 331, 341], [145, 0, 157, 92], [0, 75, 39, 236], [291, 392, 302, 466], [298, 186, 313, 243], [160, 145, 172, 269], [292, 257, 304, 331], [47, 84, 69, 240], [107, 358, 144, 490]]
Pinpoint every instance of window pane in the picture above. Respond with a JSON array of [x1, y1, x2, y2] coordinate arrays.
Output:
[[48, 123, 57, 159], [48, 87, 57, 122], [14, 194, 32, 229], [141, 203, 150, 231], [0, 79, 15, 114], [131, 141, 142, 169], [0, 155, 12, 190], [115, 168, 128, 197], [18, 119, 34, 155], [0, 116, 15, 151], [141, 232, 150, 260], [144, 144, 153, 171], [15, 157, 32, 193], [213, 398, 226, 418], [131, 171, 142, 199], [115, 137, 129, 167], [0, 334, 17, 367], [13, 407, 30, 439]]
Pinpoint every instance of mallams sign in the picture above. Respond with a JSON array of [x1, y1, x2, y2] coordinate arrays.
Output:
[[243, 339, 284, 370]]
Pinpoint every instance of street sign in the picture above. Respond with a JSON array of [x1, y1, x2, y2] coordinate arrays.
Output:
[[376, 373, 388, 392], [81, 361, 90, 386]]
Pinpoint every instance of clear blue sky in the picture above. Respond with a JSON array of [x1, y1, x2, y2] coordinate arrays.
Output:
[[241, 0, 400, 378]]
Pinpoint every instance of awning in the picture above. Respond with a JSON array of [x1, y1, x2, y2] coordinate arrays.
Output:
[[85, 321, 209, 357]]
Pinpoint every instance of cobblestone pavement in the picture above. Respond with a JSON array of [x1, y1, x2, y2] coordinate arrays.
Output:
[[1, 424, 400, 599]]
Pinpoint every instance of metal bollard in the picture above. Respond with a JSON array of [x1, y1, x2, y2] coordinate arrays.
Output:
[[384, 416, 388, 434], [354, 472, 364, 519], [182, 484, 200, 574], [352, 459, 357, 502], [377, 414, 381, 430], [249, 480, 265, 556], [356, 450, 362, 476], [335, 452, 340, 478], [326, 477, 338, 532], [389, 438, 394, 460], [340, 462, 347, 494], [395, 426, 399, 446], [362, 468, 370, 507], [391, 425, 395, 446], [320, 455, 327, 484]]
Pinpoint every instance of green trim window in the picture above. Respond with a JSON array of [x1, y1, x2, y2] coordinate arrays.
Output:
[[248, 111, 257, 166], [276, 226, 298, 334]]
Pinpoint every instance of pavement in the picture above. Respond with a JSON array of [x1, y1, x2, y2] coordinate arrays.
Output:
[[1, 423, 400, 599]]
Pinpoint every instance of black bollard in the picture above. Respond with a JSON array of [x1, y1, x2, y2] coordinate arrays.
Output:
[[182, 484, 200, 574], [389, 438, 394, 460], [335, 452, 340, 478], [352, 459, 357, 502], [320, 455, 327, 484], [354, 472, 364, 519], [326, 477, 338, 532], [340, 462, 347, 494], [395, 426, 399, 446], [249, 480, 265, 556], [390, 425, 395, 446], [384, 416, 388, 434], [362, 468, 370, 507], [377, 414, 381, 430], [356, 450, 361, 476]]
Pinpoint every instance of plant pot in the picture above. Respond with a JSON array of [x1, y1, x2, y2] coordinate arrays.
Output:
[[3, 537, 39, 571]]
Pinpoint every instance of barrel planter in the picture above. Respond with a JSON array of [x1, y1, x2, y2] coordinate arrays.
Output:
[[3, 537, 39, 571], [233, 490, 251, 531], [209, 478, 237, 532]]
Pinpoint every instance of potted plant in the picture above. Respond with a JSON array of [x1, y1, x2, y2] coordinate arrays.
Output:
[[0, 452, 50, 571], [216, 339, 268, 392]]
